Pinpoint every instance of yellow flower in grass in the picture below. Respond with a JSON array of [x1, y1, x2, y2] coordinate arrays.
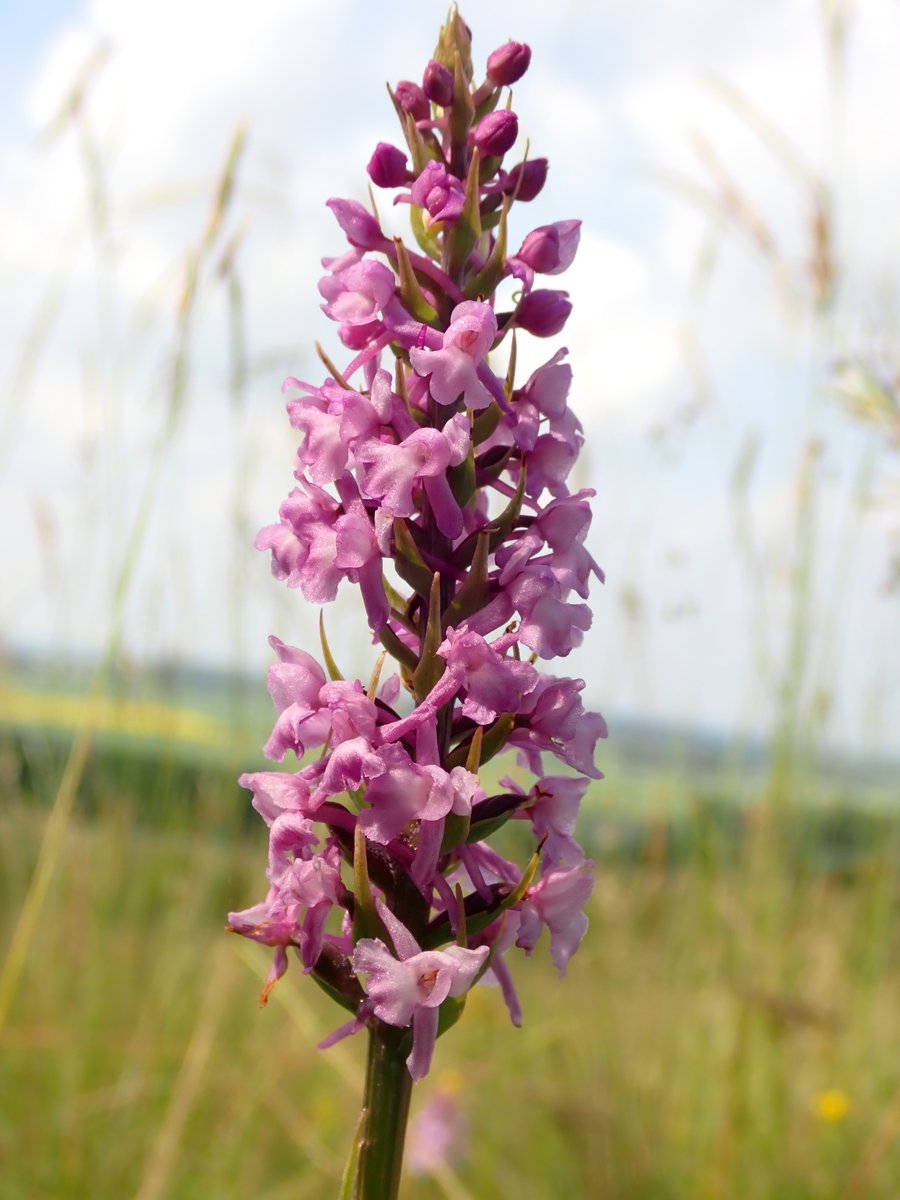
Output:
[[814, 1089, 850, 1123]]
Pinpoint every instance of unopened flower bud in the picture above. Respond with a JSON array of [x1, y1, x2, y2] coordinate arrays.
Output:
[[486, 41, 531, 87], [367, 142, 409, 188], [395, 80, 430, 122], [423, 59, 454, 107], [504, 157, 548, 202], [515, 289, 572, 337], [473, 110, 519, 157]]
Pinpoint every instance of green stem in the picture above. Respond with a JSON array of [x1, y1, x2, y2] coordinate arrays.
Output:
[[353, 1022, 413, 1200]]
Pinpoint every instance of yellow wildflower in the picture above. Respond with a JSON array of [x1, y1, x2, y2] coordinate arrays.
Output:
[[814, 1089, 850, 1123]]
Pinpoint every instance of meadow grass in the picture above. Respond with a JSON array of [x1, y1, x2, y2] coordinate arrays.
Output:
[[3, 742, 900, 1200]]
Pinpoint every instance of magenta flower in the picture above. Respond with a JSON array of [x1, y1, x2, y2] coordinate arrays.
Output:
[[440, 627, 538, 723], [237, 769, 316, 823], [514, 860, 594, 975], [334, 509, 390, 632], [352, 904, 489, 1081], [326, 197, 385, 251], [319, 258, 396, 325], [287, 382, 381, 485], [310, 736, 385, 805], [379, 628, 538, 745], [517, 220, 581, 274], [510, 219, 582, 289], [261, 637, 330, 761], [503, 774, 589, 868], [410, 161, 466, 228], [256, 479, 344, 603], [360, 414, 470, 537], [521, 407, 585, 497], [508, 674, 606, 778], [358, 743, 478, 849], [518, 348, 572, 419], [409, 300, 498, 409], [227, 839, 344, 981]]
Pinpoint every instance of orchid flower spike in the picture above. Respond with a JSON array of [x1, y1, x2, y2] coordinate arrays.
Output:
[[231, 27, 604, 1190]]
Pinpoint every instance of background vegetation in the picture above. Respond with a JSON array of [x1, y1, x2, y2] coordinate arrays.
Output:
[[3, 719, 900, 1199], [2, 4, 899, 1197]]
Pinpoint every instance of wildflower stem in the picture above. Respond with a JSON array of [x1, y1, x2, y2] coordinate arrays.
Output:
[[354, 1021, 413, 1200]]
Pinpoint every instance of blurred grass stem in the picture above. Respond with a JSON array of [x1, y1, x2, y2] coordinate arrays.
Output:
[[0, 120, 248, 1034]]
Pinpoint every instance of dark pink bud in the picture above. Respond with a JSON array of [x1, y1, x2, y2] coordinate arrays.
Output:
[[473, 110, 519, 157], [367, 142, 409, 188], [515, 289, 572, 338], [395, 80, 430, 122], [504, 158, 548, 202], [486, 41, 532, 87], [423, 59, 454, 107]]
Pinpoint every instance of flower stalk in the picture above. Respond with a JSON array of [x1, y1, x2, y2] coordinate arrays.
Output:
[[357, 1023, 414, 1198], [228, 11, 606, 1197]]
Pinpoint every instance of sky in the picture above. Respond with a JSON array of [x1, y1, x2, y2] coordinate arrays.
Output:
[[1, 0, 898, 755]]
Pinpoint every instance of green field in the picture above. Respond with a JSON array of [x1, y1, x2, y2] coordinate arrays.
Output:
[[3, 711, 900, 1200]]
